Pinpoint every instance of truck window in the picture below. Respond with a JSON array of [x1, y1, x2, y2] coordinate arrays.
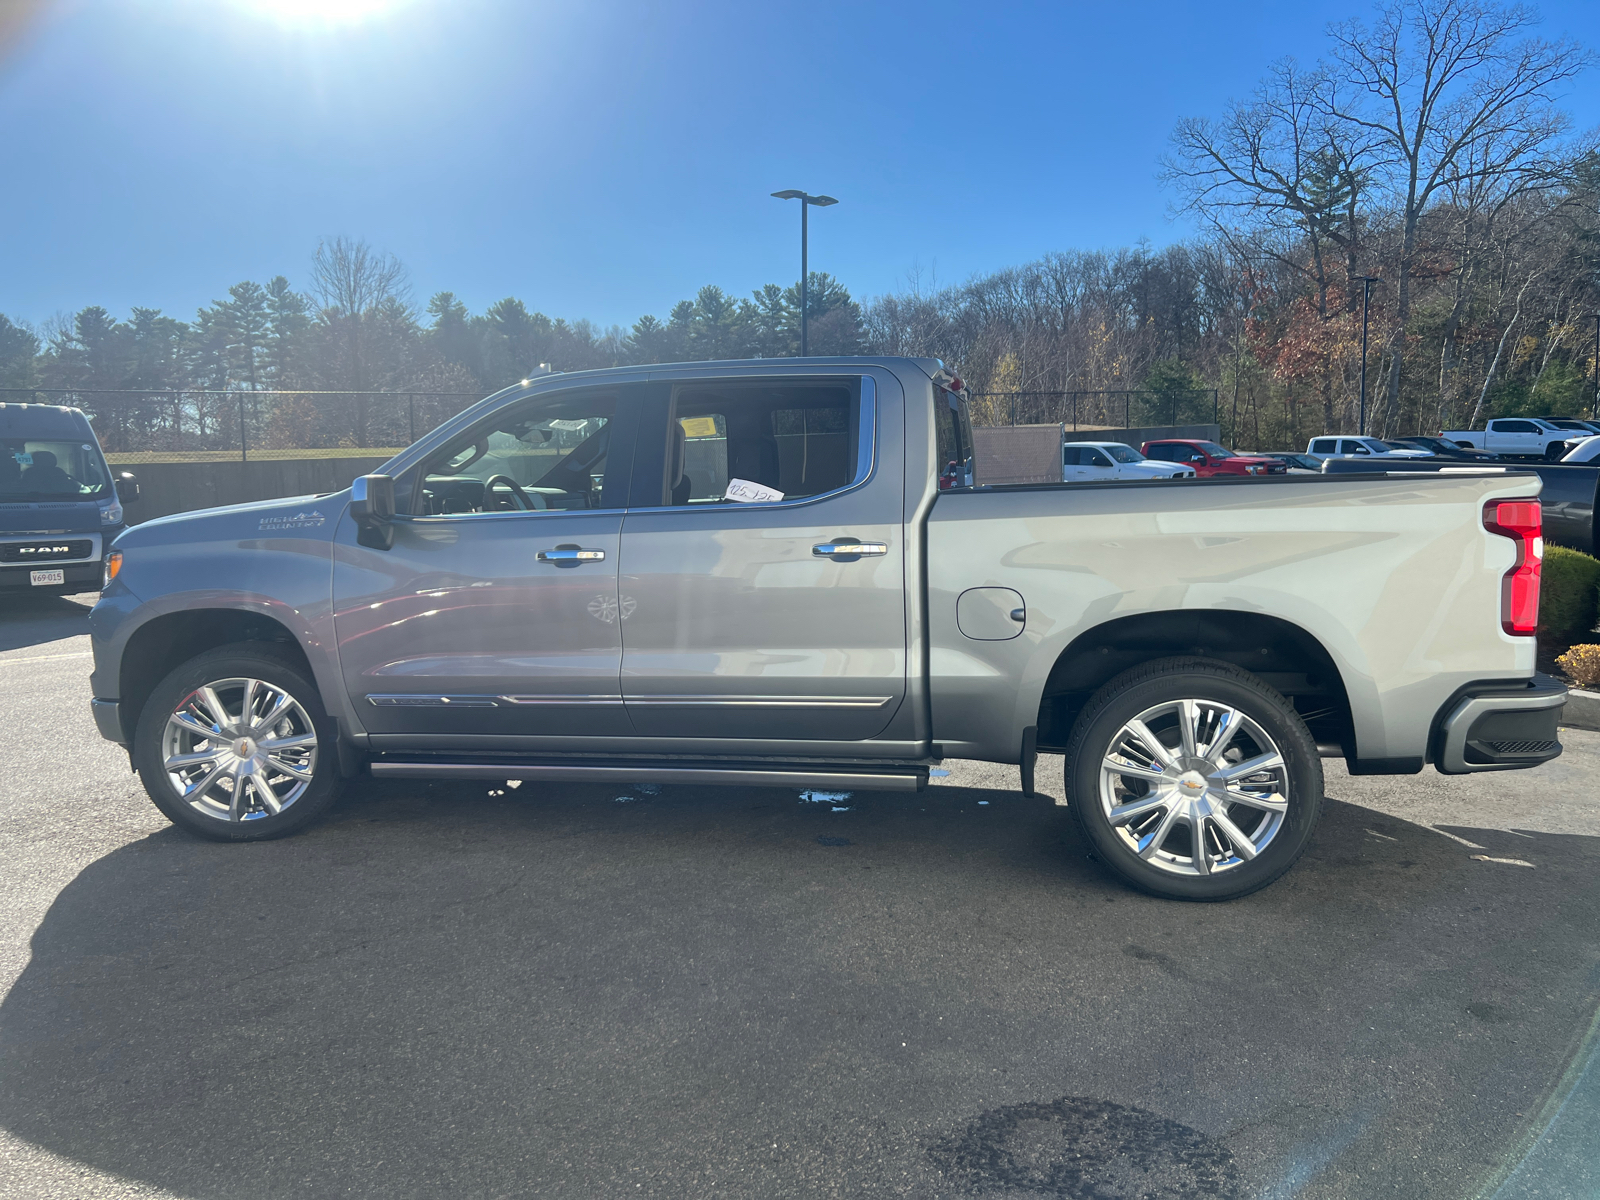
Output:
[[1311, 439, 1336, 454], [933, 383, 974, 488], [1493, 420, 1534, 433], [1062, 447, 1081, 466], [415, 391, 619, 515], [643, 381, 862, 507], [1, 439, 111, 498], [1085, 449, 1111, 467]]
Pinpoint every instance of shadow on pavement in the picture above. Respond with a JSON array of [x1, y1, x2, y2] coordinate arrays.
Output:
[[0, 591, 96, 653], [1, 777, 1596, 1199]]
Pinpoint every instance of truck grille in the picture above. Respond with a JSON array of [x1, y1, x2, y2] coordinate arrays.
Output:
[[0, 539, 94, 563]]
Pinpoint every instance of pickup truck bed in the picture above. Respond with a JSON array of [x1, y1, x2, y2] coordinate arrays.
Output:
[[1321, 457, 1599, 554], [86, 357, 1568, 900]]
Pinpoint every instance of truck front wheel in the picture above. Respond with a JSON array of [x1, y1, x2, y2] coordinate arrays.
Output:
[[1064, 657, 1323, 901], [133, 644, 341, 841]]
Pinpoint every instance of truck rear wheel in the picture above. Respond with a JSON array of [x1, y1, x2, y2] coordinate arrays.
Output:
[[1064, 657, 1323, 901], [133, 644, 341, 841]]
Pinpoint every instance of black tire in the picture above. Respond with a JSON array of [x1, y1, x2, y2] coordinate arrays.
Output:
[[133, 642, 341, 842], [1064, 657, 1323, 901]]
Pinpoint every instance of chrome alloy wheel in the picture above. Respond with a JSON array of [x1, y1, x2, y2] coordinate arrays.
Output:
[[159, 677, 318, 822], [1098, 699, 1289, 877]]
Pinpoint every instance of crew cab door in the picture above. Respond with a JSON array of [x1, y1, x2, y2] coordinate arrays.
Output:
[[1061, 446, 1091, 482], [616, 370, 907, 742], [332, 384, 641, 741], [1485, 419, 1540, 454]]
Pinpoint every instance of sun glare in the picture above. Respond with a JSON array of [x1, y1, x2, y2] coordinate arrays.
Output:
[[232, 0, 407, 28]]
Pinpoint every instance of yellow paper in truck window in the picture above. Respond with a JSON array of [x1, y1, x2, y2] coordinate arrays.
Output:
[[680, 417, 718, 439]]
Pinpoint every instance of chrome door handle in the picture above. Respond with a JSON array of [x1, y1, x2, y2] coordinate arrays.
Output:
[[537, 544, 606, 567], [813, 539, 888, 562]]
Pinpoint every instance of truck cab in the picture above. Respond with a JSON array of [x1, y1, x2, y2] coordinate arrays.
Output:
[[1, 403, 137, 596]]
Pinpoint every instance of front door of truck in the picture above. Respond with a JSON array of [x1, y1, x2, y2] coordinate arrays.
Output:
[[616, 371, 907, 743], [333, 385, 640, 741]]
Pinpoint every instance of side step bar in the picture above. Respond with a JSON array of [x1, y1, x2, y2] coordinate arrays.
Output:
[[369, 759, 928, 792]]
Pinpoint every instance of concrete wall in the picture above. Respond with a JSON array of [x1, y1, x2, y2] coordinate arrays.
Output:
[[122, 456, 393, 525], [972, 424, 1223, 486]]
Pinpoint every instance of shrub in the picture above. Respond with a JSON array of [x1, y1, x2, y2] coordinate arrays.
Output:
[[1556, 645, 1600, 689], [1539, 545, 1600, 638]]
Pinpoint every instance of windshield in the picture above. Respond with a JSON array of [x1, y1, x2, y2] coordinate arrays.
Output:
[[1195, 442, 1234, 459], [1104, 444, 1142, 463], [1, 438, 111, 499]]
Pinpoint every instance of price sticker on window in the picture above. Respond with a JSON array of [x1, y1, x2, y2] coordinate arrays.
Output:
[[679, 417, 719, 439], [724, 478, 784, 504]]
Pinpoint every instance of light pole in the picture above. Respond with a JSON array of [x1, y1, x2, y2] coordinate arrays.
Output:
[[1590, 313, 1599, 419], [770, 190, 838, 356], [1356, 275, 1380, 436]]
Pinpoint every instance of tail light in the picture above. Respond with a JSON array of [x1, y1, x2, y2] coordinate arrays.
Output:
[[1482, 500, 1541, 635]]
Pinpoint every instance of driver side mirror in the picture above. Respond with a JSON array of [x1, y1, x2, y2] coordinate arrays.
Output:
[[115, 471, 140, 503], [351, 474, 395, 551]]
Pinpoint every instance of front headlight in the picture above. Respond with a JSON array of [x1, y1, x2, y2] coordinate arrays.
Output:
[[101, 500, 123, 525], [103, 550, 123, 589]]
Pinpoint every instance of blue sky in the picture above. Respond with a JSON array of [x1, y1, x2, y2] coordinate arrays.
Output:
[[1, 0, 1596, 333]]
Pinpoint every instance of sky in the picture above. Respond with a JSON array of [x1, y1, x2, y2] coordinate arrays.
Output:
[[1, 0, 1597, 334]]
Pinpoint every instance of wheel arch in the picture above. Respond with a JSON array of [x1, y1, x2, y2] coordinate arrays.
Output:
[[117, 608, 314, 743], [1033, 610, 1354, 757]]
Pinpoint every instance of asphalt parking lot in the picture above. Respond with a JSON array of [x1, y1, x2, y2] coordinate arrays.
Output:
[[2, 593, 1597, 1200]]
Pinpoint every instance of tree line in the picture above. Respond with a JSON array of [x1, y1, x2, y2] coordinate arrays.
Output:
[[1, 0, 1595, 453]]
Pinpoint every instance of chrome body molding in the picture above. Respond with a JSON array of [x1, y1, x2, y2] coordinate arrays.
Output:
[[367, 694, 623, 708], [621, 694, 893, 708], [366, 693, 886, 709]]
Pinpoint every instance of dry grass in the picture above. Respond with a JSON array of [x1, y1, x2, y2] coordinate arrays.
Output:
[[1555, 645, 1600, 690]]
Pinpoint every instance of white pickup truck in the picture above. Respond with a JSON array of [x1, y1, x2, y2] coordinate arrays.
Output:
[[1443, 419, 1579, 460], [1061, 441, 1194, 482]]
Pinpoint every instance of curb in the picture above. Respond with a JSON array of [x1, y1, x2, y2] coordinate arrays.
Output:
[[1563, 688, 1600, 732]]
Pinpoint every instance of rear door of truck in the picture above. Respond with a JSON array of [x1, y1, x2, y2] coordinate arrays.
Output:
[[615, 366, 908, 742]]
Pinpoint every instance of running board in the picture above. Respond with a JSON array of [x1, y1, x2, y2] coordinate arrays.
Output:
[[369, 759, 928, 791]]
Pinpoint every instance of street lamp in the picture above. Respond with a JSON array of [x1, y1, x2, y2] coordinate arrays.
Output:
[[1590, 314, 1600, 419], [1356, 275, 1380, 436], [770, 190, 838, 356]]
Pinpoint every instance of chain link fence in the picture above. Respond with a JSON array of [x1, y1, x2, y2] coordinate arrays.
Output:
[[969, 389, 1220, 431], [0, 387, 488, 463]]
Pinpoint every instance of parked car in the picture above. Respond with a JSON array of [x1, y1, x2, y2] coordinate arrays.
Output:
[[1062, 441, 1195, 482], [1140, 439, 1288, 477], [1304, 436, 1431, 462], [1389, 436, 1501, 461], [1, 402, 138, 596], [1262, 452, 1323, 473], [1441, 418, 1579, 460], [1560, 436, 1600, 464], [89, 357, 1566, 901]]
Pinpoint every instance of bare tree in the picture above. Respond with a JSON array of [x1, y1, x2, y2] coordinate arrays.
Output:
[[1323, 0, 1592, 432], [308, 237, 412, 442]]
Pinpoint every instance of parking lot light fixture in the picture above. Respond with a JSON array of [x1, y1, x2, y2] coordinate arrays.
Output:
[[1357, 276, 1380, 436], [770, 190, 839, 356]]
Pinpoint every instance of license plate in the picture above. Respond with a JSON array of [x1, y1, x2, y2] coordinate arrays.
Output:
[[30, 569, 65, 586]]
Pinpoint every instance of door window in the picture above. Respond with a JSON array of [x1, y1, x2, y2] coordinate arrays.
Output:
[[1311, 439, 1336, 454], [414, 391, 619, 515], [1493, 420, 1535, 434], [1062, 447, 1082, 466], [1085, 449, 1112, 468], [643, 381, 865, 507]]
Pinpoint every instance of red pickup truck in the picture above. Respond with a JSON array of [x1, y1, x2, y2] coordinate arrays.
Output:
[[1141, 439, 1288, 478]]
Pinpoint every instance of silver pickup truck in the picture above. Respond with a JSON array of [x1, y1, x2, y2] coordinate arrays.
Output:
[[87, 357, 1567, 900]]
